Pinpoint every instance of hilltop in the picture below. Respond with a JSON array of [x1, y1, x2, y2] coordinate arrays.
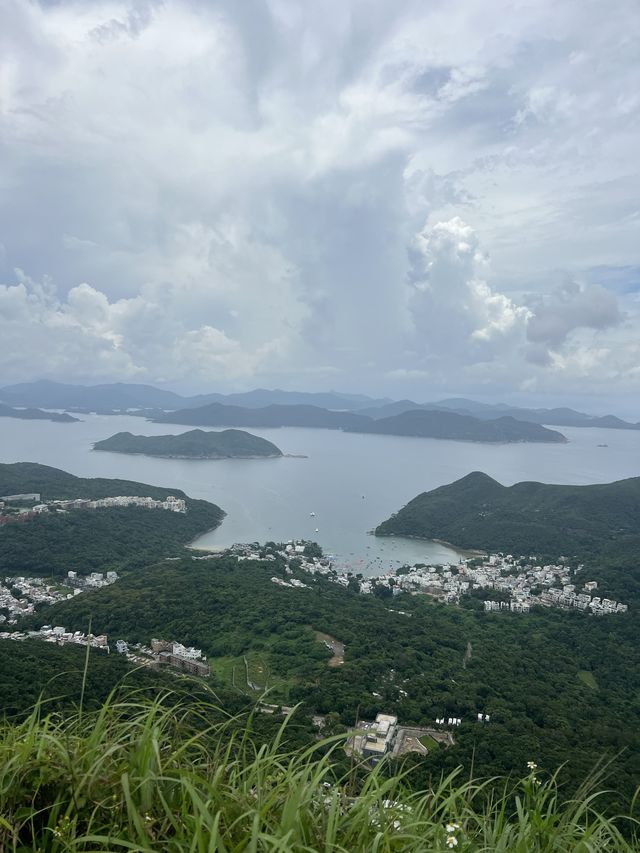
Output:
[[93, 428, 283, 459]]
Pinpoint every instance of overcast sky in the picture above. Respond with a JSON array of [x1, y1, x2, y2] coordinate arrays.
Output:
[[1, 0, 639, 410]]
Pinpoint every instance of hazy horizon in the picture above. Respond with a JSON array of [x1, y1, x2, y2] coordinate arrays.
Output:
[[1, 1, 639, 411]]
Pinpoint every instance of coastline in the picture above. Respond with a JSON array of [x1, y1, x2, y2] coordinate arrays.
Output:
[[373, 530, 485, 558], [92, 448, 284, 460]]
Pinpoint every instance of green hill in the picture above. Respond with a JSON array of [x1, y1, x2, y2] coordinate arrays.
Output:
[[350, 411, 566, 443], [93, 428, 283, 459], [0, 463, 224, 576], [375, 473, 640, 597]]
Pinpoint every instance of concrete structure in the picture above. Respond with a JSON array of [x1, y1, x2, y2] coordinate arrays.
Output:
[[352, 713, 398, 759]]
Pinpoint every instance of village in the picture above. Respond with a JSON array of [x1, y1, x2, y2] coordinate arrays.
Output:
[[0, 491, 186, 526], [0, 570, 119, 624], [213, 542, 629, 617]]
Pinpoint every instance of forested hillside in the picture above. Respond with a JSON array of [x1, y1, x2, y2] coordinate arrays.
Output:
[[24, 553, 640, 810], [376, 472, 640, 600], [0, 463, 224, 575]]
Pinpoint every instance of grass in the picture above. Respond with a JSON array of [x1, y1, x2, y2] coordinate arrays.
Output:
[[578, 670, 599, 690], [0, 689, 638, 852], [208, 652, 293, 702], [419, 733, 439, 749]]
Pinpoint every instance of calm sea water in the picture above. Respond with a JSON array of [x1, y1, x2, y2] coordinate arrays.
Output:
[[1, 413, 639, 576]]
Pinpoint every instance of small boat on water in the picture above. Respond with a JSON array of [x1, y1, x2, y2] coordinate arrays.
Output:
[[310, 511, 316, 517]]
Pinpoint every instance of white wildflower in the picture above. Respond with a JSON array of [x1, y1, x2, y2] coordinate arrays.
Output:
[[527, 761, 538, 771], [446, 836, 458, 848]]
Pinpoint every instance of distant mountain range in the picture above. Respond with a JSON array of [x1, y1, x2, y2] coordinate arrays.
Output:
[[153, 403, 370, 431], [375, 471, 640, 570], [0, 380, 637, 431], [153, 402, 565, 444], [0, 380, 388, 413], [360, 397, 640, 430], [0, 403, 78, 423], [93, 429, 283, 459]]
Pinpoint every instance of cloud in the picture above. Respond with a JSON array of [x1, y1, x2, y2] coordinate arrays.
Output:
[[525, 281, 622, 364], [0, 0, 639, 401], [407, 217, 530, 372]]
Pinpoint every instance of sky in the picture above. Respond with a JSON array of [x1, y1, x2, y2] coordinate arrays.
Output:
[[1, 0, 639, 411]]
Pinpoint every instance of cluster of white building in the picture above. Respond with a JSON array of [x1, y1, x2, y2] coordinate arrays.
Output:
[[0, 570, 120, 625], [66, 570, 119, 589], [386, 554, 628, 616], [0, 624, 109, 649], [197, 542, 629, 618], [39, 494, 187, 513], [351, 713, 398, 759], [0, 576, 78, 623], [271, 576, 309, 589]]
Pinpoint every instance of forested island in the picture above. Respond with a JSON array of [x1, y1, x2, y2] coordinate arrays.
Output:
[[0, 403, 78, 423], [153, 402, 566, 443], [93, 428, 283, 459], [0, 462, 224, 576], [349, 410, 566, 443]]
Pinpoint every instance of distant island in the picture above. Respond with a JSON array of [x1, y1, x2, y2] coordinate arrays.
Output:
[[152, 402, 566, 444], [347, 410, 566, 443], [93, 428, 283, 459], [152, 402, 370, 431], [376, 471, 640, 571], [0, 403, 78, 423], [359, 397, 640, 431], [2, 380, 637, 431]]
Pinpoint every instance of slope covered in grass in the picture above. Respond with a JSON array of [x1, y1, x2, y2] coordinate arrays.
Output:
[[0, 692, 637, 851]]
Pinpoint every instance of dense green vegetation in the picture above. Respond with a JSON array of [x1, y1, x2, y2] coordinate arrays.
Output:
[[376, 472, 640, 600], [0, 641, 170, 718], [0, 463, 224, 575], [24, 554, 640, 811], [1, 691, 637, 852], [0, 403, 78, 423], [93, 428, 283, 458], [350, 411, 566, 442]]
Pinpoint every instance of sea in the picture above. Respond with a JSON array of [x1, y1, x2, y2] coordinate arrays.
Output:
[[1, 413, 639, 577]]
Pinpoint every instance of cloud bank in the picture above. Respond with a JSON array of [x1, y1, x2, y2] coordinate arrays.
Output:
[[0, 0, 638, 398]]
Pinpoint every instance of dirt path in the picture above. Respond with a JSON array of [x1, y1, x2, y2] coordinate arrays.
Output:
[[314, 631, 345, 667]]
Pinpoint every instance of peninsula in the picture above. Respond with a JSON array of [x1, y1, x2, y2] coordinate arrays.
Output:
[[93, 428, 283, 459], [0, 403, 78, 423], [375, 471, 640, 568]]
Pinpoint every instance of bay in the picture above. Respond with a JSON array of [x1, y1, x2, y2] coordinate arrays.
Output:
[[0, 413, 639, 576]]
